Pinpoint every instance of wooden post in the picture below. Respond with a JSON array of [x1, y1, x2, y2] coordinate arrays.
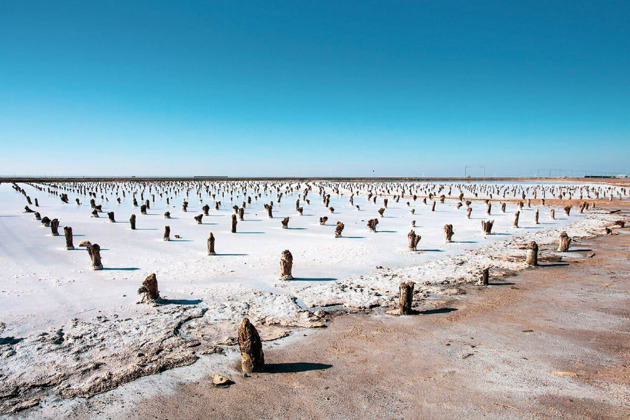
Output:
[[264, 204, 273, 218], [87, 243, 103, 270], [163, 226, 170, 241], [557, 231, 571, 252], [238, 318, 264, 374], [564, 206, 571, 216], [526, 241, 538, 266], [164, 211, 171, 219], [239, 207, 245, 220], [64, 226, 74, 250], [466, 208, 472, 219], [50, 218, 60, 236], [194, 214, 203, 224], [140, 204, 147, 215], [335, 221, 344, 238], [202, 204, 210, 216], [444, 224, 454, 242], [399, 281, 414, 315], [129, 214, 136, 230], [319, 216, 328, 225], [486, 202, 491, 215], [34, 212, 41, 221], [481, 220, 494, 235], [408, 230, 421, 250], [431, 201, 436, 212], [231, 214, 238, 233], [108, 212, 115, 223], [280, 250, 293, 280], [138, 273, 160, 303], [281, 217, 290, 229], [207, 232, 216, 255], [534, 209, 539, 224], [501, 202, 506, 213], [513, 211, 520, 228], [378, 208, 385, 217], [367, 218, 379, 232], [550, 209, 555, 220], [480, 267, 489, 285]]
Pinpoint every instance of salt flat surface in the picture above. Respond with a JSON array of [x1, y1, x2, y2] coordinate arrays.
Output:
[[0, 179, 625, 413]]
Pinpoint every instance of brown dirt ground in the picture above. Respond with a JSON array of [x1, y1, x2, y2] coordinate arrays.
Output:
[[116, 211, 630, 420]]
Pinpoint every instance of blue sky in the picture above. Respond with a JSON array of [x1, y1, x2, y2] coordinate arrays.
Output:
[[1, 1, 628, 177]]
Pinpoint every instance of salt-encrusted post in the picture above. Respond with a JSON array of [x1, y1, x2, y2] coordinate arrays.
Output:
[[550, 209, 555, 220], [481, 220, 494, 236], [526, 241, 538, 266], [501, 203, 506, 213], [557, 231, 571, 252], [264, 203, 273, 218], [480, 267, 489, 285], [87, 243, 103, 270], [319, 216, 328, 225], [239, 207, 245, 220], [335, 221, 344, 238], [534, 209, 539, 225], [238, 318, 264, 374], [34, 212, 41, 221], [207, 232, 216, 255], [399, 281, 414, 315], [378, 208, 385, 217], [281, 217, 290, 229], [513, 211, 520, 228], [164, 211, 171, 219], [41, 216, 51, 227], [367, 218, 379, 232], [408, 230, 421, 250], [64, 226, 74, 250], [486, 202, 492, 215], [444, 224, 454, 242], [280, 250, 293, 280], [50, 218, 60, 236], [129, 214, 136, 230], [163, 226, 170, 241], [194, 214, 203, 224], [466, 208, 472, 219], [140, 205, 147, 215], [231, 214, 237, 233], [107, 212, 115, 223], [202, 204, 210, 216], [138, 273, 160, 303], [564, 206, 571, 216]]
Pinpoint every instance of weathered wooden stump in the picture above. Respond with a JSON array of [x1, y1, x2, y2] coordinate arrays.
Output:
[[194, 214, 203, 224], [107, 212, 115, 223], [163, 226, 170, 241], [513, 211, 520, 228], [526, 241, 538, 266], [34, 212, 41, 221], [431, 201, 436, 212], [335, 221, 344, 238], [557, 231, 571, 252], [24, 206, 34, 213], [138, 273, 160, 303], [399, 281, 415, 315], [64, 226, 74, 250], [384, 198, 388, 208], [329, 207, 335, 214], [280, 250, 293, 280], [605, 227, 612, 235], [239, 207, 245, 220], [486, 202, 492, 214], [550, 209, 555, 220], [91, 209, 99, 218], [202, 204, 210, 216], [410, 208, 416, 214], [207, 232, 216, 255], [140, 204, 147, 215], [41, 216, 51, 227], [182, 201, 188, 212], [534, 209, 539, 224], [35, 198, 39, 207], [264, 204, 273, 218], [444, 224, 454, 242], [231, 214, 237, 233], [238, 318, 264, 374], [378, 208, 385, 217], [408, 230, 421, 250], [501, 202, 506, 213], [164, 211, 171, 219], [411, 220, 416, 227], [466, 208, 472, 219], [87, 243, 103, 270], [480, 267, 489, 285], [50, 218, 60, 236], [281, 217, 290, 229], [481, 220, 494, 235], [319, 216, 328, 225], [456, 202, 462, 209], [367, 218, 379, 232], [564, 206, 571, 216], [129, 214, 136, 230]]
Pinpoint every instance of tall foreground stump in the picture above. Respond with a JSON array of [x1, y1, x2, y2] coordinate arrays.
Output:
[[207, 232, 216, 255], [466, 208, 472, 219], [264, 203, 273, 218], [107, 212, 115, 223], [231, 214, 238, 233], [481, 220, 494, 235], [550, 209, 555, 220], [194, 214, 203, 224], [87, 243, 103, 270], [444, 224, 454, 242], [238, 318, 264, 374], [138, 273, 160, 303], [557, 231, 571, 252], [480, 267, 489, 285], [526, 241, 538, 266], [281, 217, 290, 229], [64, 226, 74, 250], [129, 214, 136, 230], [367, 219, 379, 232], [280, 250, 293, 280], [163, 226, 170, 241], [513, 211, 520, 228], [399, 281, 415, 315]]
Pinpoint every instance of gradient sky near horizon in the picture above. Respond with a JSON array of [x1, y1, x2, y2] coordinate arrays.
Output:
[[1, 1, 629, 177]]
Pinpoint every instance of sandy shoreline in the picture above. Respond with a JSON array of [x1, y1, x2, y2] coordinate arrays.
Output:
[[20, 208, 629, 419]]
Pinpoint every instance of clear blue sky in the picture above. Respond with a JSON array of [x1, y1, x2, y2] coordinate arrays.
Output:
[[1, 1, 628, 177]]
